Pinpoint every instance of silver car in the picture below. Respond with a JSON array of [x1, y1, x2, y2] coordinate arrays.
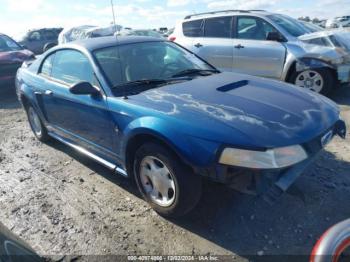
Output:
[[173, 10, 350, 95]]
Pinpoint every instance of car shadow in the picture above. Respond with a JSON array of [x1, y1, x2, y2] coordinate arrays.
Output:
[[170, 150, 350, 261], [45, 139, 141, 198], [331, 84, 350, 106], [45, 137, 350, 261]]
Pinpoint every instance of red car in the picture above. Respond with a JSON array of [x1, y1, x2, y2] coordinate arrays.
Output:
[[0, 33, 34, 87]]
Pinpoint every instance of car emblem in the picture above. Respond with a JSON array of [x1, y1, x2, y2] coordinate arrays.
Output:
[[321, 130, 334, 147]]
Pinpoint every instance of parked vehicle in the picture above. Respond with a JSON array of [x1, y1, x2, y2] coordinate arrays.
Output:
[[326, 16, 350, 29], [0, 33, 34, 87], [17, 28, 63, 55], [172, 10, 350, 95], [16, 37, 346, 217], [58, 25, 122, 44], [0, 222, 42, 261], [118, 29, 163, 39]]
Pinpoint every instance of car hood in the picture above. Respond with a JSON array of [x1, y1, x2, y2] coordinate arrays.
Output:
[[297, 30, 350, 60], [127, 72, 340, 148], [0, 50, 34, 64]]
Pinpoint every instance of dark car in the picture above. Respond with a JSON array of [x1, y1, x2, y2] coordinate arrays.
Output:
[[0, 222, 42, 262], [16, 37, 346, 217], [0, 33, 34, 87], [18, 28, 63, 55]]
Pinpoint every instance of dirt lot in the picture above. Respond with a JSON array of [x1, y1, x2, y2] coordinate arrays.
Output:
[[0, 85, 350, 261]]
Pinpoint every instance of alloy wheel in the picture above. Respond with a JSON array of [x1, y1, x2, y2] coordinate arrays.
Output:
[[139, 156, 176, 207], [295, 70, 324, 93]]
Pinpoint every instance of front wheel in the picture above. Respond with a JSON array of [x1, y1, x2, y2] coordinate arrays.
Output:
[[290, 68, 336, 96], [134, 143, 202, 218]]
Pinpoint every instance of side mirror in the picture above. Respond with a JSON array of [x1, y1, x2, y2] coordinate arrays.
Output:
[[69, 82, 100, 96], [266, 31, 284, 42]]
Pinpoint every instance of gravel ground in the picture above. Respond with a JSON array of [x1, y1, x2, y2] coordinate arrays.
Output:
[[0, 85, 350, 261]]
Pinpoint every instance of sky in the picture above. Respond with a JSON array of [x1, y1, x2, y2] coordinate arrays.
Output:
[[1, 0, 350, 39]]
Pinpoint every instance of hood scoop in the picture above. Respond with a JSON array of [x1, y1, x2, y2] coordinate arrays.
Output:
[[217, 80, 249, 92]]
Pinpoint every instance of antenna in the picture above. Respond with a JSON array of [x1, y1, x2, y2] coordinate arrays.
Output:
[[111, 0, 117, 34]]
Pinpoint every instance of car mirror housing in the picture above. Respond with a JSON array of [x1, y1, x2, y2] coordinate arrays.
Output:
[[69, 82, 100, 96], [266, 32, 285, 42]]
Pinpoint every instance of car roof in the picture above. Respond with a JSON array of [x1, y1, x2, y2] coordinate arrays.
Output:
[[183, 9, 274, 21], [62, 36, 165, 51]]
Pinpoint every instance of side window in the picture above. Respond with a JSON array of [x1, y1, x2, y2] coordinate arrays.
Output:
[[43, 30, 57, 40], [51, 50, 94, 85], [204, 16, 232, 38], [40, 53, 55, 76], [236, 16, 277, 40], [29, 31, 42, 41], [182, 19, 203, 37]]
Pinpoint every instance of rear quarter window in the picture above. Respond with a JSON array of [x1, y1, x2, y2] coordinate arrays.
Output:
[[40, 53, 55, 76], [182, 19, 203, 37]]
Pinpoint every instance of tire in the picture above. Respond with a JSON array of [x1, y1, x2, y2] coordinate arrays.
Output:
[[25, 105, 50, 142], [290, 68, 336, 96], [133, 143, 202, 218], [43, 42, 56, 53]]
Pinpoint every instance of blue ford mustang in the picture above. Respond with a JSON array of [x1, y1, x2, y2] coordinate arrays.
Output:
[[15, 36, 346, 217]]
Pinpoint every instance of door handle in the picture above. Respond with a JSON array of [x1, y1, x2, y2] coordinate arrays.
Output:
[[234, 44, 244, 49], [194, 43, 203, 48], [44, 90, 53, 96]]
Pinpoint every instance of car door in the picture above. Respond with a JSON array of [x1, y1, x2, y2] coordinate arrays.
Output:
[[37, 49, 115, 154], [180, 19, 204, 52], [193, 16, 234, 72], [232, 16, 286, 79]]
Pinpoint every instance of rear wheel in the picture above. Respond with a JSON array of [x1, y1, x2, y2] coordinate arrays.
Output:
[[134, 143, 202, 217], [26, 105, 50, 142], [290, 68, 336, 96]]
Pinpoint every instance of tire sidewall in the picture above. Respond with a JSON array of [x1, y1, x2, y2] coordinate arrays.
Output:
[[26, 105, 48, 142], [291, 68, 335, 96], [133, 143, 202, 217]]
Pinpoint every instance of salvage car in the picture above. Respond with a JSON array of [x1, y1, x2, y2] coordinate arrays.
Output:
[[16, 36, 346, 217], [18, 28, 63, 54], [0, 33, 34, 87], [58, 25, 122, 44], [172, 10, 350, 95]]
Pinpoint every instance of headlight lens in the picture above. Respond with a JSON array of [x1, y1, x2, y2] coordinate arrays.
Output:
[[219, 145, 308, 169]]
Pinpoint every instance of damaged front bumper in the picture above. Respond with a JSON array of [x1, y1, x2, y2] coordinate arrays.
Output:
[[215, 119, 346, 204]]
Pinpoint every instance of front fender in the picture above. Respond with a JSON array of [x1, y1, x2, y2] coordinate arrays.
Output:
[[121, 116, 220, 168], [295, 57, 336, 72]]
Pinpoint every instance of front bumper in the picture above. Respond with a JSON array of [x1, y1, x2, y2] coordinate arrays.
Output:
[[214, 119, 346, 203]]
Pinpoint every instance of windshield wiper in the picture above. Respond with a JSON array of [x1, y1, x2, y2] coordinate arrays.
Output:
[[171, 68, 219, 78], [113, 79, 168, 89]]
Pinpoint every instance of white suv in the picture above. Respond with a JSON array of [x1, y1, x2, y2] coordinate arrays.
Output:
[[171, 10, 350, 95]]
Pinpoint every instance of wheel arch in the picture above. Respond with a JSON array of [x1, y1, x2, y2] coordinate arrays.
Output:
[[284, 57, 338, 83], [123, 129, 195, 178]]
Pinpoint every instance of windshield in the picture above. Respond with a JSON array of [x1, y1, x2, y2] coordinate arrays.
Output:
[[300, 21, 323, 32], [94, 41, 214, 89], [0, 35, 23, 52], [268, 14, 316, 37]]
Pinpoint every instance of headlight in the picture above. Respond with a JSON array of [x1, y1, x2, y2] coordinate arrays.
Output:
[[219, 145, 308, 169]]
